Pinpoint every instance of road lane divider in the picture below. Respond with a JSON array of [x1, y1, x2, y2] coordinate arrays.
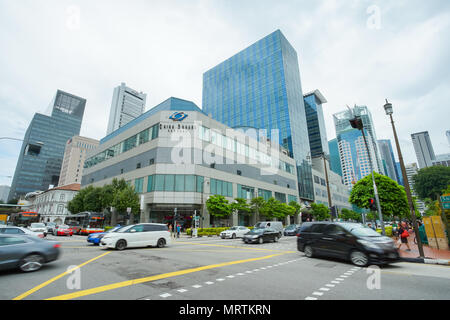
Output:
[[13, 251, 111, 300], [45, 252, 286, 300]]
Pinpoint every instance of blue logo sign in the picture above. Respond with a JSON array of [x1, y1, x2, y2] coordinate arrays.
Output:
[[169, 112, 188, 122]]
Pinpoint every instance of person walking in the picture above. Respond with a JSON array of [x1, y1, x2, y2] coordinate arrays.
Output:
[[168, 223, 173, 235], [176, 224, 181, 238], [397, 222, 411, 251]]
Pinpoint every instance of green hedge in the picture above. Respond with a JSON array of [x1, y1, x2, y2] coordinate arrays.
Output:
[[376, 226, 393, 237]]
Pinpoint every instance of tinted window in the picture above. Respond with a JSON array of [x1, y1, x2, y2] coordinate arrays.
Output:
[[128, 225, 144, 232], [0, 237, 27, 246], [309, 224, 327, 233], [3, 228, 25, 234], [143, 224, 168, 232], [324, 224, 346, 235]]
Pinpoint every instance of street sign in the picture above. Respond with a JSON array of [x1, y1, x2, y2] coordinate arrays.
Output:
[[126, 207, 131, 213], [443, 202, 450, 210], [440, 195, 450, 203]]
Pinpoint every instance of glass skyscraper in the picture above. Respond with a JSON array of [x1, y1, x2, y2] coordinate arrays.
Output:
[[378, 139, 399, 183], [8, 90, 85, 200], [202, 30, 314, 200], [304, 90, 329, 158], [328, 138, 342, 177]]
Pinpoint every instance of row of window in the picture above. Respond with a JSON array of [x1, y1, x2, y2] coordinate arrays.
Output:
[[198, 125, 295, 175], [130, 175, 298, 204], [84, 123, 159, 169]]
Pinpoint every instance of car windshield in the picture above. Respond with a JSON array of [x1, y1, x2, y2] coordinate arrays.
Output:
[[108, 226, 124, 233], [59, 225, 70, 229], [31, 223, 45, 228], [248, 228, 264, 234], [116, 225, 133, 233], [342, 225, 381, 237], [228, 227, 238, 231], [285, 225, 296, 229]]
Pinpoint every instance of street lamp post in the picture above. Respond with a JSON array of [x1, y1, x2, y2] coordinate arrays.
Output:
[[320, 153, 334, 221], [383, 99, 425, 258], [349, 116, 386, 235]]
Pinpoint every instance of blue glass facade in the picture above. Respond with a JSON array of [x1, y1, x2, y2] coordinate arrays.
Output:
[[304, 92, 329, 158], [9, 90, 85, 200], [328, 138, 342, 176], [378, 139, 398, 183], [395, 162, 404, 186], [202, 30, 314, 200]]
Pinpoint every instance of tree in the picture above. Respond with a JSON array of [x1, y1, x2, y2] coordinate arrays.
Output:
[[111, 186, 140, 224], [250, 197, 266, 221], [349, 172, 409, 218], [260, 198, 294, 220], [231, 198, 252, 216], [339, 208, 361, 222], [310, 203, 330, 221], [412, 166, 450, 201], [288, 201, 302, 217], [206, 195, 232, 221]]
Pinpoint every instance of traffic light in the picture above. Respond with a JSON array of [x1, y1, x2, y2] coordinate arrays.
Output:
[[368, 198, 377, 211]]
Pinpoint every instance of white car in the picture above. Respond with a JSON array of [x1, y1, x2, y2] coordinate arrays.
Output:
[[220, 226, 250, 239], [100, 223, 171, 250], [28, 223, 47, 236], [0, 225, 46, 238]]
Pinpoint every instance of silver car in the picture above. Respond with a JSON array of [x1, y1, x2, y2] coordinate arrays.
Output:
[[0, 234, 61, 272]]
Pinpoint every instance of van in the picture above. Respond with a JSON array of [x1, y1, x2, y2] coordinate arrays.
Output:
[[297, 222, 399, 267], [254, 221, 283, 237]]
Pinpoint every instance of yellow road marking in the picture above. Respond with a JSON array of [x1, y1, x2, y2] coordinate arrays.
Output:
[[176, 241, 292, 253], [46, 252, 286, 300], [13, 251, 111, 300]]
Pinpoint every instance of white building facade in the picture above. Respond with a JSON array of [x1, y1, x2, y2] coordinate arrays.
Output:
[[106, 83, 147, 135], [31, 184, 80, 224]]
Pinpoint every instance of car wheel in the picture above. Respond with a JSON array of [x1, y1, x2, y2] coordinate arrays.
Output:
[[115, 239, 127, 251], [350, 250, 369, 267], [258, 237, 263, 244], [232, 233, 236, 239], [304, 245, 314, 258], [19, 254, 45, 272], [274, 236, 279, 242], [157, 238, 166, 248]]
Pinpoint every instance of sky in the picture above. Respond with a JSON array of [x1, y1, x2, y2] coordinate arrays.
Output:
[[0, 0, 449, 187]]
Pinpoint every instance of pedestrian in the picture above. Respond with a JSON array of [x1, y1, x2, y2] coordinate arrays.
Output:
[[176, 224, 181, 238], [397, 222, 411, 251], [168, 223, 172, 234]]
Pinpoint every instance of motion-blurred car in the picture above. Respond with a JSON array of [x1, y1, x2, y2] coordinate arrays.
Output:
[[87, 226, 123, 245], [283, 224, 301, 236], [220, 226, 250, 239], [0, 234, 60, 272], [28, 223, 47, 236], [53, 225, 73, 237], [297, 222, 399, 267], [243, 228, 280, 244], [0, 225, 45, 238]]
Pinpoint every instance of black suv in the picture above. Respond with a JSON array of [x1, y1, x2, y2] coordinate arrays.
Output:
[[297, 222, 399, 266]]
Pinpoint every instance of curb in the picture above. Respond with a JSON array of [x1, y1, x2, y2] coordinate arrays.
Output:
[[400, 257, 450, 266]]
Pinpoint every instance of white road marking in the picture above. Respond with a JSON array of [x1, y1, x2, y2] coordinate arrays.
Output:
[[331, 281, 340, 284], [192, 285, 202, 288], [319, 288, 330, 291], [205, 281, 214, 285], [216, 278, 225, 282], [305, 297, 318, 300], [336, 278, 345, 281], [312, 291, 324, 296], [160, 293, 172, 298], [226, 275, 235, 278], [325, 284, 335, 287], [177, 289, 188, 293]]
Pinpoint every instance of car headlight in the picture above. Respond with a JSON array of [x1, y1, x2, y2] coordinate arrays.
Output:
[[357, 240, 379, 249], [251, 235, 259, 239]]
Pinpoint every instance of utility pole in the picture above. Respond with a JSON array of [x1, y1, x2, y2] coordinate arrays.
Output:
[[321, 153, 333, 220]]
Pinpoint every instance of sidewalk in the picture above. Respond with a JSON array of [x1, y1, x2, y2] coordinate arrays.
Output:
[[396, 237, 450, 263]]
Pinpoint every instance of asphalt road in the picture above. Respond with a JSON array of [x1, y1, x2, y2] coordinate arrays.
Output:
[[1, 234, 449, 300]]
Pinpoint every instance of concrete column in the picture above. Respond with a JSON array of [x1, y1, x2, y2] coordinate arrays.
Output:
[[285, 216, 290, 226], [140, 204, 150, 223], [202, 206, 210, 228], [111, 207, 117, 226], [232, 211, 238, 226]]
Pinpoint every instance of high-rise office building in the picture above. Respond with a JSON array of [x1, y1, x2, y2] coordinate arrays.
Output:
[[304, 90, 329, 158], [0, 185, 10, 203], [335, 128, 379, 187], [411, 131, 435, 169], [58, 136, 99, 186], [333, 105, 383, 175], [202, 30, 314, 201], [378, 139, 399, 183], [432, 153, 450, 167], [405, 163, 425, 213], [395, 162, 404, 186], [328, 138, 342, 177], [8, 90, 85, 201], [106, 82, 147, 135]]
